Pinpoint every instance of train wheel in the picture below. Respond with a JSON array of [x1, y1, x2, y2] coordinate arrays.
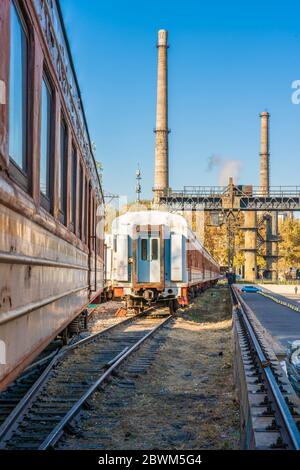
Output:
[[107, 290, 113, 301], [169, 299, 178, 314]]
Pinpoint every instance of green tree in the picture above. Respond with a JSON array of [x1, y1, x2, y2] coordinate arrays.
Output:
[[278, 217, 300, 275]]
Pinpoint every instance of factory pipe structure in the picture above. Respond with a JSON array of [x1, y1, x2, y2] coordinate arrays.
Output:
[[260, 111, 273, 279], [244, 211, 258, 282], [154, 29, 169, 203]]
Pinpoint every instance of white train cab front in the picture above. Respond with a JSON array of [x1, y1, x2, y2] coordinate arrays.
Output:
[[108, 210, 219, 312]]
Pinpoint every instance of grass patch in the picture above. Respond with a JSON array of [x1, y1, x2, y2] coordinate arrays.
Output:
[[182, 286, 232, 324]]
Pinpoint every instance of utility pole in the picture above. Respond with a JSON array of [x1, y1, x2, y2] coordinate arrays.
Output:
[[136, 165, 142, 203]]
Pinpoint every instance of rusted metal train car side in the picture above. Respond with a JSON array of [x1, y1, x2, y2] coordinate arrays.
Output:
[[0, 0, 104, 390]]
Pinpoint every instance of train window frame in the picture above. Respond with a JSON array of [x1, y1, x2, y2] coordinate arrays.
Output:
[[58, 115, 68, 224], [8, 0, 30, 191], [70, 144, 77, 233], [40, 72, 54, 211], [94, 199, 98, 253], [84, 178, 89, 244], [98, 202, 105, 256], [141, 238, 148, 261], [91, 196, 95, 252], [87, 184, 93, 249], [95, 203, 100, 255], [151, 238, 158, 261], [78, 163, 83, 240]]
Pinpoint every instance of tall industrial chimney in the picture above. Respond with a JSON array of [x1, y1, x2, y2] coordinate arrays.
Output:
[[154, 29, 169, 202], [260, 111, 270, 195], [259, 111, 278, 281]]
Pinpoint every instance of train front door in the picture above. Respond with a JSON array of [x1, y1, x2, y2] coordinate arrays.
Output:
[[138, 236, 161, 283]]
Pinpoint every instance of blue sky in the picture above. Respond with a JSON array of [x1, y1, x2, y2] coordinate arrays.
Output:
[[60, 0, 300, 200]]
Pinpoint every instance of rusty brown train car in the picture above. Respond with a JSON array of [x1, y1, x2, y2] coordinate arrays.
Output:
[[0, 0, 105, 390]]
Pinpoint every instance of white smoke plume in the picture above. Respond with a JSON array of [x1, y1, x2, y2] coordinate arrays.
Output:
[[206, 154, 242, 186]]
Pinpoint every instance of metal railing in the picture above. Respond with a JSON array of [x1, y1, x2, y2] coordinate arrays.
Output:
[[167, 186, 300, 197], [159, 185, 300, 211]]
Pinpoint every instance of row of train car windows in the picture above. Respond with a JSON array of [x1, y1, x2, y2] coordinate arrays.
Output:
[[113, 238, 159, 262], [8, 1, 97, 247]]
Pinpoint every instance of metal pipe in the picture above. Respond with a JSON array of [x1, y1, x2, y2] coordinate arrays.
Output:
[[0, 251, 88, 270], [0, 285, 89, 326]]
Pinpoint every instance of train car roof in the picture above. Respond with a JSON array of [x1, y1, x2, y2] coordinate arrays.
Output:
[[46, 0, 103, 201], [112, 211, 190, 235]]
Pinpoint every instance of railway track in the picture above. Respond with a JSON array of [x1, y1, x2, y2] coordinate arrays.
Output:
[[0, 302, 122, 430], [231, 286, 300, 450], [0, 309, 172, 450], [0, 350, 59, 429]]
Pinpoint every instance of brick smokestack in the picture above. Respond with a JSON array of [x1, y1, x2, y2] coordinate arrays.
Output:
[[260, 111, 270, 195], [154, 29, 169, 202]]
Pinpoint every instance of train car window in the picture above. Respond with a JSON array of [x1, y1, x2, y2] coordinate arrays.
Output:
[[99, 203, 105, 256], [94, 204, 97, 253], [113, 237, 117, 253], [84, 179, 89, 244], [40, 75, 53, 208], [70, 146, 77, 232], [141, 239, 148, 260], [9, 1, 28, 178], [79, 164, 83, 239], [91, 197, 95, 251], [151, 239, 158, 260], [81, 176, 86, 242], [95, 203, 99, 254], [58, 117, 68, 223]]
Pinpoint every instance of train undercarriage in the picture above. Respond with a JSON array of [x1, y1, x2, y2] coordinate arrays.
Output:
[[106, 280, 218, 315]]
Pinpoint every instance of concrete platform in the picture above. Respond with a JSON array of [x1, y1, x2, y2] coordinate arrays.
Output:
[[240, 291, 300, 353], [257, 284, 300, 296], [260, 287, 300, 309]]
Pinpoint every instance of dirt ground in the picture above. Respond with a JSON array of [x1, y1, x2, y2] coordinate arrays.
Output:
[[88, 301, 124, 334], [64, 286, 240, 450]]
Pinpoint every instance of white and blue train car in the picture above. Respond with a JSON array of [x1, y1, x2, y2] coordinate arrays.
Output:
[[105, 211, 220, 312]]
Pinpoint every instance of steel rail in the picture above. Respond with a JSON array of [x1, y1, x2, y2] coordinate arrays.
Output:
[[22, 348, 60, 374], [0, 348, 61, 430], [39, 313, 172, 450], [0, 351, 61, 444], [232, 286, 300, 450], [0, 309, 143, 445]]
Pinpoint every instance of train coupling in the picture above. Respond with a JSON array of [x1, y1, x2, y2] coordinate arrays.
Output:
[[143, 289, 156, 302]]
